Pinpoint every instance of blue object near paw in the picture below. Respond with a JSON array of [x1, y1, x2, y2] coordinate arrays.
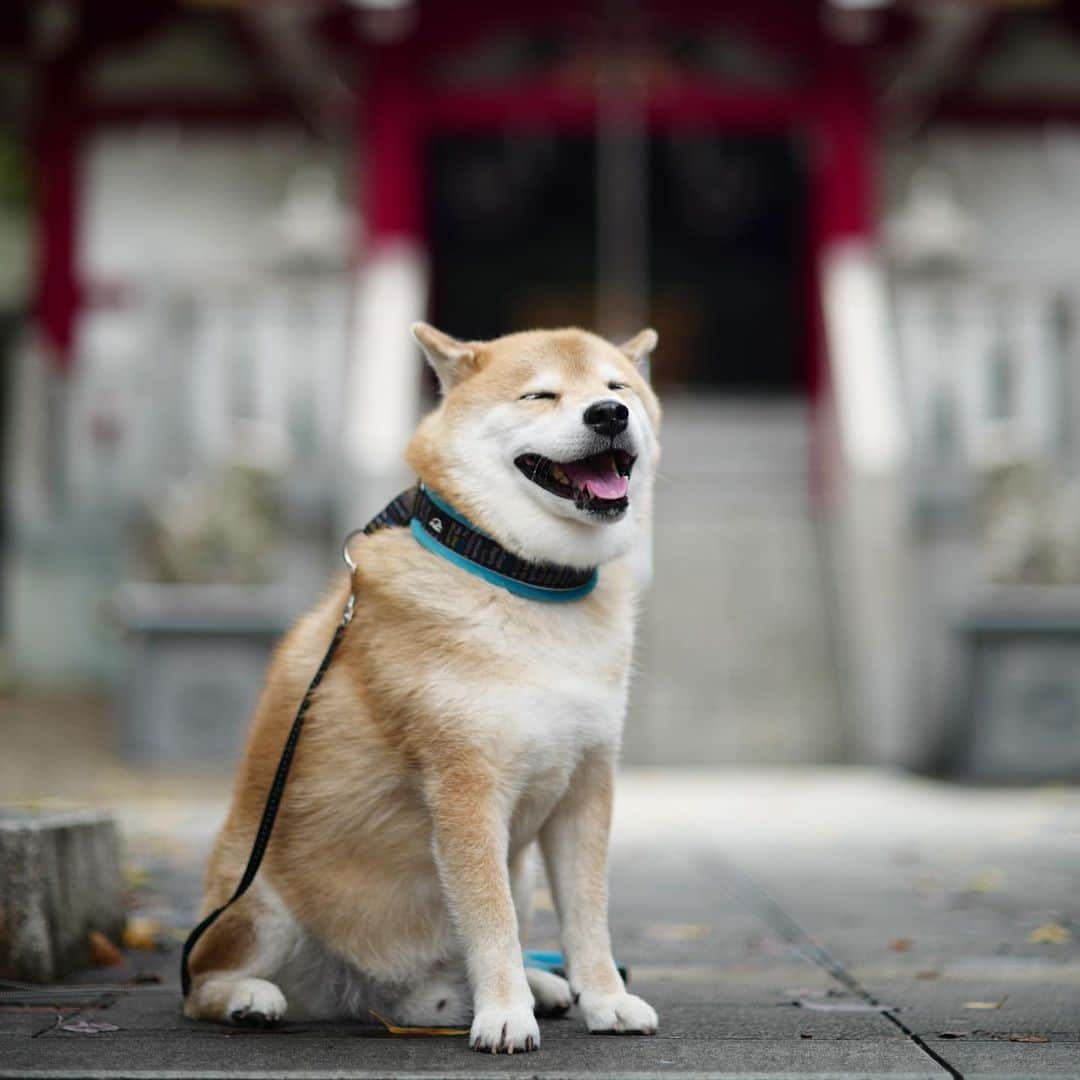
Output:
[[523, 949, 564, 972], [523, 949, 629, 986]]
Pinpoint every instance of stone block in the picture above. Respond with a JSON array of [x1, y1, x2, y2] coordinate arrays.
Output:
[[0, 808, 125, 982]]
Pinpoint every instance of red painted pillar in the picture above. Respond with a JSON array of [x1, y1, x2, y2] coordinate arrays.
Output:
[[344, 38, 430, 490], [806, 58, 874, 504], [808, 60, 874, 399], [815, 68, 874, 247], [33, 47, 84, 374], [361, 43, 425, 249]]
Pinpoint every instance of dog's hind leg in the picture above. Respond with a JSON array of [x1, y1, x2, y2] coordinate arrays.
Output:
[[183, 885, 298, 1027], [511, 844, 573, 1018], [391, 963, 473, 1027], [526, 966, 573, 1018]]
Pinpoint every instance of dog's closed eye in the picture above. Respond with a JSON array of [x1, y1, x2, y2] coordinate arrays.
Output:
[[519, 391, 559, 401]]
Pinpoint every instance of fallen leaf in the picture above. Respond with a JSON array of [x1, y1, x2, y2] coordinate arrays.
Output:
[[799, 1031, 814, 1039], [368, 1009, 467, 1037], [963, 996, 1007, 1010], [60, 1020, 119, 1035], [1028, 922, 1072, 945], [889, 938, 913, 952], [645, 923, 711, 942], [966, 868, 1006, 893], [121, 917, 161, 951], [938, 1031, 968, 1039], [131, 971, 163, 985], [916, 970, 940, 980], [991, 1034, 1049, 1043], [88, 931, 124, 968]]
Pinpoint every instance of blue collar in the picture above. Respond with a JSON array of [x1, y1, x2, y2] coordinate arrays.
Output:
[[408, 486, 598, 603]]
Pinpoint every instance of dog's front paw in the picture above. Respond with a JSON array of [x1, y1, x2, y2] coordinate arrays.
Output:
[[577, 990, 658, 1035], [225, 978, 287, 1027], [469, 1005, 540, 1054]]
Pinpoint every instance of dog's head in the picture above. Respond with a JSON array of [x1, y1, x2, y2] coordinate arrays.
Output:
[[405, 324, 661, 570]]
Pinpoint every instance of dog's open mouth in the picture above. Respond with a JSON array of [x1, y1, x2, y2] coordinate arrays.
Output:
[[514, 449, 635, 516]]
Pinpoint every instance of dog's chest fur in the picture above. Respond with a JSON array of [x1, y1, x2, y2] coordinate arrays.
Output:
[[342, 528, 636, 822]]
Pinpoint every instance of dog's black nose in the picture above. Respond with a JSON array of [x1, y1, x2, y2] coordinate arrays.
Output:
[[583, 399, 629, 437]]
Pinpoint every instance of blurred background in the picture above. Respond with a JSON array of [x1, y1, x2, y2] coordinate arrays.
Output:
[[3, 0, 1080, 800]]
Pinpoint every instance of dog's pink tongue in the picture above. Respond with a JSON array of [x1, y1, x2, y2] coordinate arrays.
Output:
[[562, 455, 629, 500]]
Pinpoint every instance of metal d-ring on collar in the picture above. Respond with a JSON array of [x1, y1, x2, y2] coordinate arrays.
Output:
[[340, 530, 365, 624], [339, 485, 424, 621], [342, 530, 364, 574]]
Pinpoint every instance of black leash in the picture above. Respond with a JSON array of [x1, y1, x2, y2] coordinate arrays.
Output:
[[179, 489, 418, 996], [179, 482, 598, 996]]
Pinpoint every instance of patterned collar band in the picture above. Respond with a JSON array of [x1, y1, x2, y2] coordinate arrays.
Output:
[[364, 484, 599, 603]]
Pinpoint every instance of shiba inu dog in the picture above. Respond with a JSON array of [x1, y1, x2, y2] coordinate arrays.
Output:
[[184, 324, 661, 1053]]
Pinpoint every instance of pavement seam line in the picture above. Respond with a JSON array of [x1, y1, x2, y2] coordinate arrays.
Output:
[[31, 1007, 84, 1039], [27, 993, 121, 1040], [719, 857, 964, 1080]]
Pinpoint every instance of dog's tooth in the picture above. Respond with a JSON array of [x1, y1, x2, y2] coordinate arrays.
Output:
[[552, 465, 568, 484]]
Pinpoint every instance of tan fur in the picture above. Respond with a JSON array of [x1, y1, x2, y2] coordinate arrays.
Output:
[[186, 327, 660, 1050]]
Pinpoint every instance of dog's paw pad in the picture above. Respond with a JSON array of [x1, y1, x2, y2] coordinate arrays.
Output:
[[230, 1009, 273, 1028], [469, 1005, 540, 1054], [578, 990, 658, 1035]]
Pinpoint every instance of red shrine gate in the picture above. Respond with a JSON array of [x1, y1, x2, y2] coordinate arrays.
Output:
[[359, 2, 873, 396], [29, 1, 874, 399]]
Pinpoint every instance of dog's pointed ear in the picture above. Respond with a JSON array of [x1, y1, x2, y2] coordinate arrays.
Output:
[[620, 328, 658, 366], [411, 322, 480, 392]]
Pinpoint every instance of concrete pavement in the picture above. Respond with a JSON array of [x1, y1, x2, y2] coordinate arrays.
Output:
[[1, 769, 1078, 1078]]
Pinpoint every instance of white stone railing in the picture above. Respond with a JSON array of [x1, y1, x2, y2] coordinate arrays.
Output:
[[893, 279, 1071, 478], [67, 272, 352, 512]]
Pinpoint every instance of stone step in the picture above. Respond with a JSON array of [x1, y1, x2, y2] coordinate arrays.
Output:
[[626, 397, 842, 765]]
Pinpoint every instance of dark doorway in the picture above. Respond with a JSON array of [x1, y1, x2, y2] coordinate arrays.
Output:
[[428, 135, 597, 343], [649, 134, 807, 392], [427, 132, 806, 394]]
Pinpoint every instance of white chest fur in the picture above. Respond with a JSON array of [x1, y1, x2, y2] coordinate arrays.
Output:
[[435, 591, 628, 748], [385, 559, 635, 831]]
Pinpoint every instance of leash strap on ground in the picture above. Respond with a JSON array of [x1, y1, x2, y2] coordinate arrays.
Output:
[[179, 490, 417, 998]]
